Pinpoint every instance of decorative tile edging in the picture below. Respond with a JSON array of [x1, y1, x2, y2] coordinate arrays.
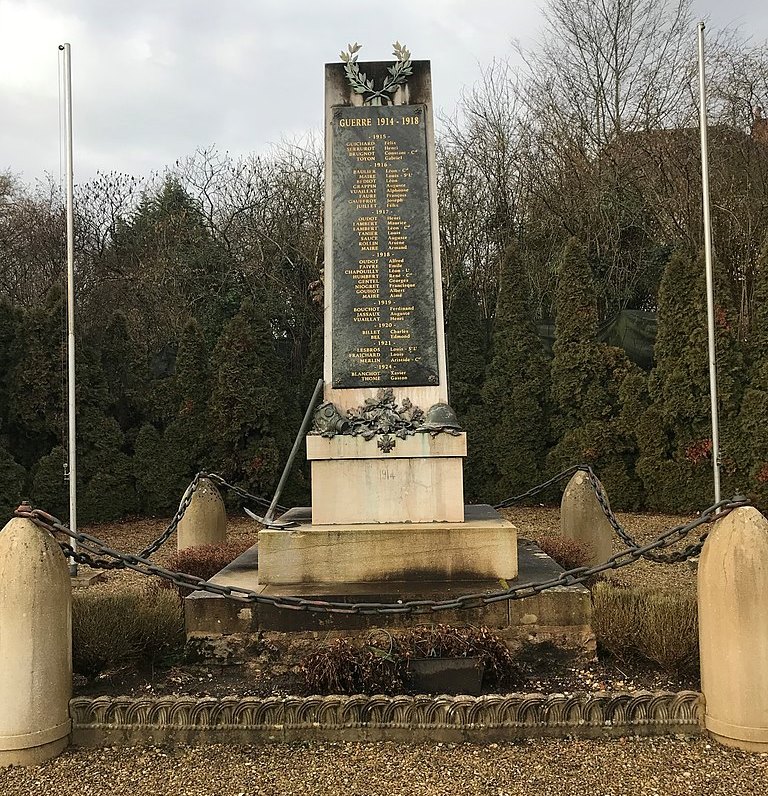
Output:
[[70, 691, 704, 745]]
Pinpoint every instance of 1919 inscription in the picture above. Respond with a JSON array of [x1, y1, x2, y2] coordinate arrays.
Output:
[[331, 104, 439, 388]]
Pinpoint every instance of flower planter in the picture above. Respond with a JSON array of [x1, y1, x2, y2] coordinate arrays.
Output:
[[407, 656, 485, 695]]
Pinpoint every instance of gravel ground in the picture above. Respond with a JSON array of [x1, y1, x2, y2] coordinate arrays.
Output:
[[23, 507, 741, 792], [3, 738, 768, 795]]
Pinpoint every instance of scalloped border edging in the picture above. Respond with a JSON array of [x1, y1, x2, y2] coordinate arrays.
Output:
[[70, 691, 704, 745]]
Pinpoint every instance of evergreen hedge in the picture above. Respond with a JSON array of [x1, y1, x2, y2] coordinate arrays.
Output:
[[2, 236, 765, 523]]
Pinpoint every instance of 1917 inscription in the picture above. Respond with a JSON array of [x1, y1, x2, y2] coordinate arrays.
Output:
[[331, 104, 439, 388]]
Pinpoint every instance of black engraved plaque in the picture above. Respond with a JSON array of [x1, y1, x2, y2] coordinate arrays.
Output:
[[331, 104, 439, 388]]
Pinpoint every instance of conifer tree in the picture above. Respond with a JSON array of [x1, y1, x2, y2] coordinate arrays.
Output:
[[446, 278, 487, 420], [548, 238, 643, 508], [133, 422, 181, 514], [637, 250, 745, 510], [739, 242, 768, 509], [76, 346, 136, 522], [0, 442, 26, 524], [0, 298, 21, 434], [472, 244, 550, 502], [31, 445, 68, 519], [208, 297, 292, 497], [9, 287, 65, 468], [100, 310, 147, 437], [167, 318, 212, 469]]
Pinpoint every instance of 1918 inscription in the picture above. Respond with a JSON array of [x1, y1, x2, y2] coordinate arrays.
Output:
[[331, 104, 439, 388]]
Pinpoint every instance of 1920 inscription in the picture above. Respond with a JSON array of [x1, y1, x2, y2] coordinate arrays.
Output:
[[331, 104, 439, 388]]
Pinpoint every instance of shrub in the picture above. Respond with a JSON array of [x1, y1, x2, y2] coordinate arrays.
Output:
[[396, 625, 520, 688], [591, 581, 698, 675], [164, 540, 253, 584], [301, 625, 521, 695], [536, 535, 593, 571], [302, 638, 403, 695], [72, 586, 184, 677]]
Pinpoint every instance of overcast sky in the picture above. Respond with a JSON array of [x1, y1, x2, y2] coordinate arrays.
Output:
[[2, 0, 768, 186]]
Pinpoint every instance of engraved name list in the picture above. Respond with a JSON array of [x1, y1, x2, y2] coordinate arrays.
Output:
[[331, 104, 439, 388]]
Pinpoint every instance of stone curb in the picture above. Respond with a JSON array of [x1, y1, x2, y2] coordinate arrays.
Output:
[[70, 691, 704, 745]]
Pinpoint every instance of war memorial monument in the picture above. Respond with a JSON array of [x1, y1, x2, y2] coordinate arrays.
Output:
[[187, 46, 588, 642]]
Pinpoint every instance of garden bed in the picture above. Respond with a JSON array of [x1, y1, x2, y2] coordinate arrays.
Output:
[[70, 505, 701, 700]]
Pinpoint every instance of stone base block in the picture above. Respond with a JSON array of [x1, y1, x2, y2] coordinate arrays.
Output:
[[258, 505, 516, 585], [184, 538, 592, 658], [307, 433, 466, 524], [0, 734, 70, 767]]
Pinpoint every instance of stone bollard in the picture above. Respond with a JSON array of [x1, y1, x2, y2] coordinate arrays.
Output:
[[698, 505, 768, 752], [0, 510, 72, 766], [560, 470, 613, 566], [177, 478, 227, 552]]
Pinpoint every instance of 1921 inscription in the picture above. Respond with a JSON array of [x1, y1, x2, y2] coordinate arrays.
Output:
[[331, 104, 439, 388]]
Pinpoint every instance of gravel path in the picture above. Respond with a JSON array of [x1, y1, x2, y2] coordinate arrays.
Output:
[[3, 738, 767, 795]]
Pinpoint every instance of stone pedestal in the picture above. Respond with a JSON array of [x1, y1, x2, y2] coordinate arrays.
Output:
[[308, 433, 465, 524], [0, 516, 72, 766], [259, 505, 516, 585], [184, 538, 593, 663], [699, 506, 768, 752]]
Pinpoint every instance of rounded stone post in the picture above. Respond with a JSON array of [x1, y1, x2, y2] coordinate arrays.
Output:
[[0, 511, 72, 766], [177, 478, 227, 552], [560, 470, 613, 566], [699, 505, 768, 752]]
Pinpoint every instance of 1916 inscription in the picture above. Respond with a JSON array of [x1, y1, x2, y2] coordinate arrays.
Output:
[[331, 104, 439, 388]]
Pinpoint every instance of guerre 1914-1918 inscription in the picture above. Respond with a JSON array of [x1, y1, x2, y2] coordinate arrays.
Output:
[[331, 104, 439, 389]]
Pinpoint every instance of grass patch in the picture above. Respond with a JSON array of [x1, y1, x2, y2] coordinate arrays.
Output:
[[73, 585, 185, 678], [592, 581, 698, 675]]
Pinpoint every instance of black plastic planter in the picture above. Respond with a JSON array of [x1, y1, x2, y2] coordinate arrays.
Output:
[[407, 657, 485, 695]]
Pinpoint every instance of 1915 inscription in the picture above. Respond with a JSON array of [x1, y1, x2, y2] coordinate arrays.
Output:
[[331, 104, 439, 388]]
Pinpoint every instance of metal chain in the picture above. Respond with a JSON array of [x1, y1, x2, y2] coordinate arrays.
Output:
[[15, 494, 749, 615], [83, 471, 285, 565], [493, 464, 725, 564]]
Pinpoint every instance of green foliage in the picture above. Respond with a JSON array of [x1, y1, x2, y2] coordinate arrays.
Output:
[[0, 298, 21, 429], [31, 445, 68, 519], [549, 239, 643, 507], [0, 444, 26, 524], [209, 297, 293, 496], [100, 310, 147, 435], [447, 278, 487, 418], [8, 288, 64, 467], [78, 407, 136, 522], [472, 244, 550, 503], [133, 423, 183, 515], [164, 318, 212, 482], [72, 586, 184, 678], [741, 242, 768, 509], [639, 250, 745, 511]]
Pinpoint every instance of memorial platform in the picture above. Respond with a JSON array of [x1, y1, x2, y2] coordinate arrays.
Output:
[[184, 535, 592, 654], [258, 504, 515, 584]]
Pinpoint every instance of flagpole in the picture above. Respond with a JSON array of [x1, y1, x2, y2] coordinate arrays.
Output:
[[59, 42, 78, 573], [697, 22, 721, 505]]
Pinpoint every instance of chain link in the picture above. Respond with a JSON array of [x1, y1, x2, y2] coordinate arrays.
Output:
[[493, 465, 723, 564], [74, 472, 285, 565], [15, 492, 749, 615]]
